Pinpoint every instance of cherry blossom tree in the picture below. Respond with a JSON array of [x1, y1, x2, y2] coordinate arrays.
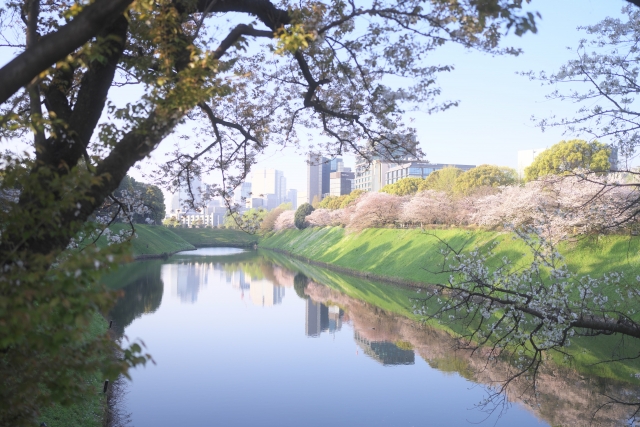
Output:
[[274, 210, 296, 231], [347, 192, 406, 230], [399, 190, 454, 226]]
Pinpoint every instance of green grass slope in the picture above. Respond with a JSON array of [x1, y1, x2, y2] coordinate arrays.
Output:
[[170, 227, 259, 247], [260, 227, 640, 283], [38, 312, 107, 427], [260, 229, 640, 382], [99, 224, 195, 257]]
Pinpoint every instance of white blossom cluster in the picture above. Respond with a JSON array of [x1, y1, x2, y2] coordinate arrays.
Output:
[[273, 210, 295, 231], [473, 176, 637, 241], [273, 175, 639, 239]]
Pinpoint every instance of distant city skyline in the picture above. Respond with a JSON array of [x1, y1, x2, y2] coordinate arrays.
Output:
[[107, 0, 632, 205]]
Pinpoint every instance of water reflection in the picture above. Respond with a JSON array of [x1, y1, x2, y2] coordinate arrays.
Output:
[[107, 260, 164, 336], [107, 249, 640, 427], [305, 299, 344, 336]]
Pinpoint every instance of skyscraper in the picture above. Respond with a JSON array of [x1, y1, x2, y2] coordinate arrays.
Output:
[[306, 153, 323, 205], [306, 154, 345, 204], [251, 169, 285, 207], [169, 176, 202, 216], [234, 182, 252, 206]]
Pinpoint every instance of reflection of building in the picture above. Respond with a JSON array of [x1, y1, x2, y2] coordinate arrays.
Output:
[[249, 279, 285, 307], [354, 331, 415, 365], [353, 331, 415, 365], [305, 299, 343, 337], [228, 270, 250, 291], [162, 262, 212, 304]]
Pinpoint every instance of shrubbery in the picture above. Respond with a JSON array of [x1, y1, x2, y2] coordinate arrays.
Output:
[[273, 174, 638, 240], [294, 203, 315, 229]]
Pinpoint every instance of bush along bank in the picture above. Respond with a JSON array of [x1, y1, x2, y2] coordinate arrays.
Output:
[[259, 226, 640, 382]]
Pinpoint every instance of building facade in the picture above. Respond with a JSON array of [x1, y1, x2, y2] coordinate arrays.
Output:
[[286, 189, 298, 210], [306, 154, 346, 204], [329, 171, 355, 196], [517, 148, 546, 179], [354, 158, 398, 192], [233, 182, 252, 206], [168, 176, 202, 216], [385, 162, 476, 185]]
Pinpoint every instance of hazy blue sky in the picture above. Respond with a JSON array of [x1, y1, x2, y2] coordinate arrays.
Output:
[[242, 0, 630, 195], [0, 0, 632, 200]]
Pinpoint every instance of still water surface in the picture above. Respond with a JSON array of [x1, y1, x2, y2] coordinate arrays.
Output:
[[106, 248, 636, 427]]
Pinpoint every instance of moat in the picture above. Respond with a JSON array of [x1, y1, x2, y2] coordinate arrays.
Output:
[[105, 247, 639, 427]]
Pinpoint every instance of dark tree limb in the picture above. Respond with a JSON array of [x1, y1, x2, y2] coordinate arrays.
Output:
[[0, 0, 133, 105]]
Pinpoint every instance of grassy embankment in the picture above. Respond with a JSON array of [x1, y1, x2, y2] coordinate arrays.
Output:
[[38, 314, 108, 427], [260, 227, 640, 382], [39, 225, 194, 426], [169, 227, 259, 248], [100, 223, 196, 258]]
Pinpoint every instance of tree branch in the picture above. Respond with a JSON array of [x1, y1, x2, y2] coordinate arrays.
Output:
[[0, 0, 133, 105]]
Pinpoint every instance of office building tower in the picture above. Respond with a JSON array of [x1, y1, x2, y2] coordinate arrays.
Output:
[[330, 171, 355, 196], [287, 189, 298, 210], [234, 182, 252, 206], [251, 169, 285, 207]]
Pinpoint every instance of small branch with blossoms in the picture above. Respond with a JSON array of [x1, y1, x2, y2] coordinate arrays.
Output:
[[412, 226, 640, 415]]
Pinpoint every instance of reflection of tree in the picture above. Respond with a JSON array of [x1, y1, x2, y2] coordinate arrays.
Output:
[[108, 261, 164, 336], [304, 281, 640, 427], [293, 273, 309, 299]]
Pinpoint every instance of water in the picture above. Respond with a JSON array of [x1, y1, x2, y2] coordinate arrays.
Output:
[[106, 248, 638, 427]]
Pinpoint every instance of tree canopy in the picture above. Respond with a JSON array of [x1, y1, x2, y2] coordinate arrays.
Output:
[[419, 167, 464, 193], [381, 177, 424, 196], [294, 203, 315, 229], [3, 0, 631, 424], [453, 164, 517, 194], [524, 139, 611, 181]]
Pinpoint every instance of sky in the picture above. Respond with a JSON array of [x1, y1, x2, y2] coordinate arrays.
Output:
[[0, 0, 633, 201], [240, 0, 629, 195], [191, 0, 632, 197]]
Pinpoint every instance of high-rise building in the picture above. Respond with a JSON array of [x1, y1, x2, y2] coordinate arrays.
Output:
[[251, 169, 286, 209], [354, 158, 398, 192], [306, 154, 346, 203], [353, 140, 419, 192], [286, 189, 298, 210], [233, 182, 252, 206], [297, 190, 308, 209], [306, 153, 323, 205], [168, 176, 202, 216], [330, 171, 355, 196]]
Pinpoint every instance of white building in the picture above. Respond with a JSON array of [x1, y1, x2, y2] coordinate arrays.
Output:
[[251, 169, 286, 208], [517, 148, 546, 179], [286, 189, 298, 210], [233, 182, 252, 206], [297, 190, 308, 208], [168, 176, 202, 215]]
